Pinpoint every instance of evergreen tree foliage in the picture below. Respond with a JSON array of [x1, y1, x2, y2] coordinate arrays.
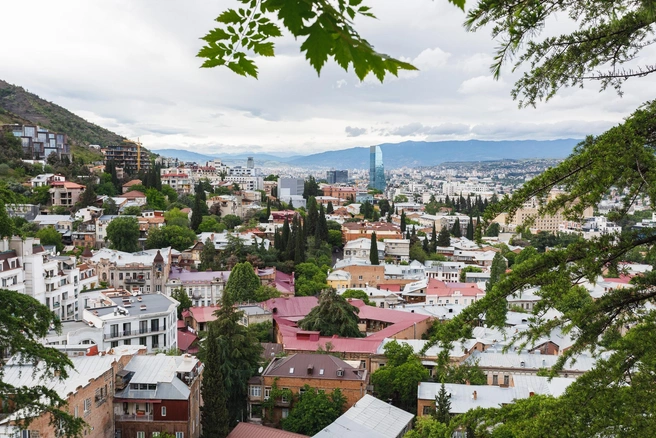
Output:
[[200, 318, 230, 438], [190, 183, 205, 232], [306, 196, 318, 237], [199, 238, 218, 271], [326, 201, 334, 214], [450, 219, 462, 238], [303, 176, 320, 199], [369, 232, 379, 265], [224, 261, 261, 303], [400, 210, 406, 233], [298, 289, 363, 337], [436, 226, 450, 248], [466, 217, 474, 240], [316, 203, 329, 242], [434, 381, 451, 424], [202, 293, 263, 428], [423, 235, 430, 253], [486, 252, 506, 292], [431, 222, 437, 253], [36, 226, 64, 252], [0, 289, 85, 436], [484, 222, 500, 237]]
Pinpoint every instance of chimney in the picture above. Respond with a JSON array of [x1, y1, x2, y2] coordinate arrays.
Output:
[[473, 391, 477, 400]]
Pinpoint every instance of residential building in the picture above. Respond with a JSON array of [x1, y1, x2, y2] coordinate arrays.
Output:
[[341, 222, 402, 243], [166, 269, 229, 307], [383, 239, 410, 262], [326, 170, 349, 185], [314, 394, 413, 438], [224, 175, 263, 191], [321, 185, 357, 203], [83, 289, 179, 353], [161, 171, 193, 194], [5, 204, 40, 222], [122, 179, 143, 193], [344, 237, 384, 260], [49, 180, 86, 207], [278, 177, 304, 197], [333, 259, 385, 288], [369, 146, 386, 191], [0, 347, 137, 438], [113, 354, 202, 438], [249, 353, 369, 424], [402, 278, 485, 306], [102, 142, 150, 175], [4, 124, 70, 161], [417, 379, 574, 417], [425, 261, 466, 282], [89, 247, 173, 294]]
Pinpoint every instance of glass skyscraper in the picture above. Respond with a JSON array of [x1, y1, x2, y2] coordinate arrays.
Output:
[[369, 145, 386, 191]]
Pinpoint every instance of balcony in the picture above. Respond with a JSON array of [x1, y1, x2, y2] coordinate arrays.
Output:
[[104, 326, 164, 340], [125, 277, 146, 285], [53, 302, 61, 309], [115, 413, 153, 422]]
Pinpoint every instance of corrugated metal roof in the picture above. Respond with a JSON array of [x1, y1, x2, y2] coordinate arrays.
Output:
[[227, 423, 308, 438], [315, 394, 413, 438], [264, 353, 366, 381]]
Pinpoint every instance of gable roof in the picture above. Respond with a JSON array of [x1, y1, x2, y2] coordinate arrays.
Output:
[[263, 353, 366, 381], [314, 394, 414, 438]]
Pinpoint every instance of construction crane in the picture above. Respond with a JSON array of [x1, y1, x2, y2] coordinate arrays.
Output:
[[122, 138, 143, 172]]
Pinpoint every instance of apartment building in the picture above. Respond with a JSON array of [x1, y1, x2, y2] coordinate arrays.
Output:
[[4, 124, 70, 161], [103, 143, 150, 175], [49, 180, 86, 207], [114, 354, 202, 438], [83, 289, 179, 353], [89, 247, 172, 294]]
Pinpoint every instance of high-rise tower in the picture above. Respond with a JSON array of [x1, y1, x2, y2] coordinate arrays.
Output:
[[369, 146, 386, 191]]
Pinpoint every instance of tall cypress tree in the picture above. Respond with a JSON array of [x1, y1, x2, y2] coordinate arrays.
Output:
[[191, 183, 204, 232], [466, 217, 474, 240], [369, 232, 379, 265], [326, 201, 334, 214], [294, 216, 305, 264], [265, 198, 271, 221], [201, 321, 230, 438], [281, 218, 290, 251], [434, 381, 451, 424], [437, 226, 451, 247], [423, 235, 430, 253], [315, 204, 328, 243], [306, 197, 318, 237], [451, 219, 462, 237], [430, 222, 437, 253], [400, 211, 406, 233]]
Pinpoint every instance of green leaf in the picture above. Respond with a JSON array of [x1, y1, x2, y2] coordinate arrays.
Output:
[[201, 28, 231, 43], [253, 41, 275, 57], [216, 9, 242, 24], [238, 57, 259, 78], [259, 22, 282, 37], [448, 0, 465, 11], [300, 20, 333, 75]]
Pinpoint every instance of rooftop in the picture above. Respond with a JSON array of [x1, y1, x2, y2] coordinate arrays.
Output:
[[264, 353, 366, 381], [227, 423, 308, 438]]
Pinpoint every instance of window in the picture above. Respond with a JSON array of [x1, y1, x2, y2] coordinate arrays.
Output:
[[281, 408, 289, 419], [124, 339, 131, 345], [161, 406, 166, 416], [136, 433, 145, 438], [175, 433, 184, 438], [423, 406, 432, 415], [504, 375, 510, 386], [281, 388, 290, 403], [153, 433, 160, 437], [250, 386, 262, 397], [152, 335, 159, 348], [84, 398, 91, 414], [264, 387, 271, 400], [140, 337, 147, 346], [74, 406, 78, 418], [492, 374, 499, 385]]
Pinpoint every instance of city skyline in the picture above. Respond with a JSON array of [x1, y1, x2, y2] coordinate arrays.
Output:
[[2, 1, 653, 155]]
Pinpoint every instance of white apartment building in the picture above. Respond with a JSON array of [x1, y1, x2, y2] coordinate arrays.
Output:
[[425, 261, 467, 282], [83, 290, 178, 353]]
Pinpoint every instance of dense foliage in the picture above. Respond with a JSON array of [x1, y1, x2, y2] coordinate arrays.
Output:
[[298, 288, 363, 337]]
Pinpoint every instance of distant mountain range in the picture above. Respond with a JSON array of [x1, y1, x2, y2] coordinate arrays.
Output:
[[157, 139, 580, 169]]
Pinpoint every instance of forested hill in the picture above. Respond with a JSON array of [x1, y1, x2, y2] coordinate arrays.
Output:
[[0, 79, 125, 147]]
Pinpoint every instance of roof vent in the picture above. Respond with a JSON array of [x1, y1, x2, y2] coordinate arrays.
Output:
[[336, 368, 344, 377]]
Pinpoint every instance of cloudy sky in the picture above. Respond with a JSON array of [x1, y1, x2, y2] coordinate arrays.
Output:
[[2, 0, 655, 156]]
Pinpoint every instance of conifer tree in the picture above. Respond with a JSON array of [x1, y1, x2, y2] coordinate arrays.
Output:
[[437, 226, 451, 247], [451, 219, 462, 238], [265, 198, 271, 220], [400, 210, 406, 233], [434, 381, 451, 424], [306, 196, 318, 237], [466, 217, 474, 240], [316, 204, 328, 243], [281, 218, 290, 251], [431, 222, 437, 253], [370, 232, 379, 265], [191, 183, 204, 232], [224, 261, 261, 302], [201, 321, 230, 438], [423, 235, 430, 253], [487, 252, 507, 292], [326, 201, 334, 214]]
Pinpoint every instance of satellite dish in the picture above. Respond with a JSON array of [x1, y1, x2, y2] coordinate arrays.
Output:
[[258, 366, 264, 374]]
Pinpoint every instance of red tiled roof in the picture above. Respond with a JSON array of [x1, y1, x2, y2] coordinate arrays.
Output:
[[228, 423, 308, 438], [605, 275, 633, 284], [122, 179, 142, 187], [177, 329, 198, 352], [188, 305, 220, 323], [426, 278, 484, 297], [261, 297, 318, 317]]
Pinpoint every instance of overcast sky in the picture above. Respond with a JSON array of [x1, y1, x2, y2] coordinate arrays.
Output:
[[2, 0, 655, 156]]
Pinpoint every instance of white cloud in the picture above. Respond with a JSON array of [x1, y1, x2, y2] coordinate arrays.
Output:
[[0, 0, 649, 156]]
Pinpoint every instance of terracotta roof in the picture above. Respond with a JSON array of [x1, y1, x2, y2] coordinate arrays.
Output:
[[122, 179, 142, 187], [227, 423, 308, 438], [153, 250, 164, 263], [177, 329, 198, 352], [188, 306, 220, 323], [81, 247, 93, 258], [51, 181, 85, 189], [118, 190, 146, 199]]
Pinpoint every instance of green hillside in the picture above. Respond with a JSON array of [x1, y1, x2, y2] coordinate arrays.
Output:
[[0, 80, 129, 162]]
